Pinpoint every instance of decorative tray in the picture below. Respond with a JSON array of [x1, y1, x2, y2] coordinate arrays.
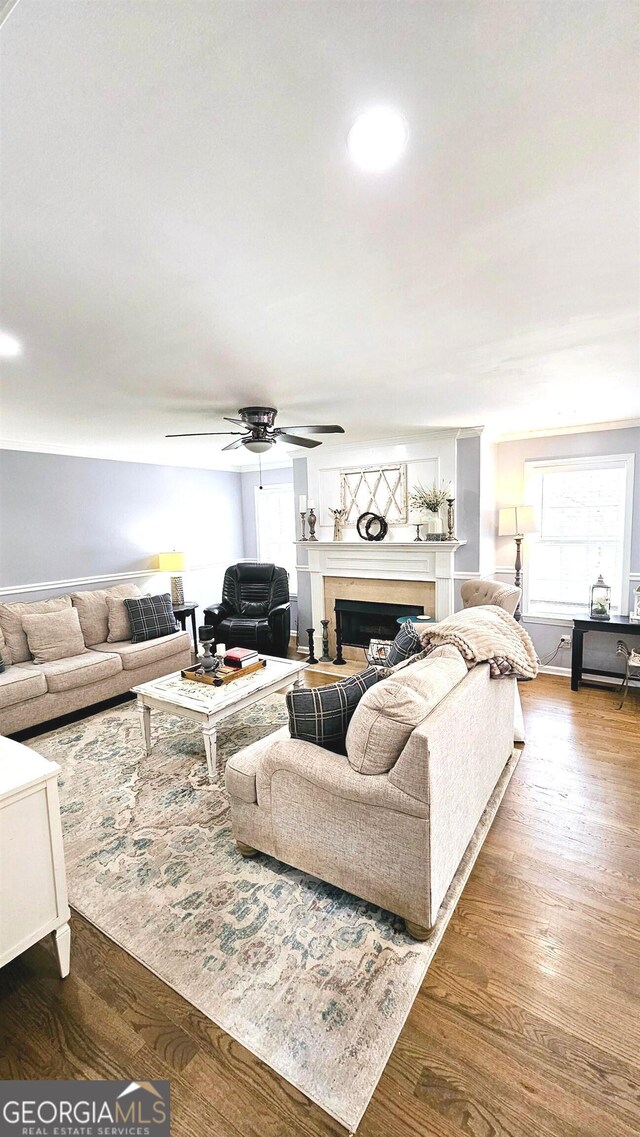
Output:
[[181, 659, 266, 687]]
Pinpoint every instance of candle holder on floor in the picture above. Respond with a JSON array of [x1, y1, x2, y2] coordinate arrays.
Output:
[[307, 628, 318, 664], [319, 619, 332, 662], [333, 623, 346, 665]]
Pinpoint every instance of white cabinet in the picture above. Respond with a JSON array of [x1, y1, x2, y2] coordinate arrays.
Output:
[[0, 735, 70, 977]]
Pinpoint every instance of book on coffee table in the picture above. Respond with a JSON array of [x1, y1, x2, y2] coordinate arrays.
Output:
[[224, 647, 260, 669]]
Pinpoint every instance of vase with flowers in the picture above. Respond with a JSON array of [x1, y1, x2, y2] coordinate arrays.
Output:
[[408, 481, 450, 537]]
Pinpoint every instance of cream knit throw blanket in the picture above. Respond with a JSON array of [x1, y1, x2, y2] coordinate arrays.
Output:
[[419, 605, 539, 680]]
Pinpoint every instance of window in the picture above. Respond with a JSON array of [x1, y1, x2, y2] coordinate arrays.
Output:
[[524, 455, 634, 617], [254, 486, 297, 593]]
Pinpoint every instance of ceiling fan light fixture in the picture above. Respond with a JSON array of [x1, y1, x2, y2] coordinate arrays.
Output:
[[243, 438, 274, 454], [166, 407, 345, 451]]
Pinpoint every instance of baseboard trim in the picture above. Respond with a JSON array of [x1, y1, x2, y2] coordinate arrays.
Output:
[[539, 663, 639, 688]]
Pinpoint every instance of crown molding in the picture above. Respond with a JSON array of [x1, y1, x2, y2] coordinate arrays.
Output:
[[302, 426, 483, 458], [0, 438, 248, 474], [497, 418, 640, 443]]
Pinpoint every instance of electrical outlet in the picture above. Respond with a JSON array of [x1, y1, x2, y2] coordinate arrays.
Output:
[[559, 634, 572, 646]]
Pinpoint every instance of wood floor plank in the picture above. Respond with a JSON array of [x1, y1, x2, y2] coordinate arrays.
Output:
[[422, 950, 640, 1127], [1, 672, 638, 1137]]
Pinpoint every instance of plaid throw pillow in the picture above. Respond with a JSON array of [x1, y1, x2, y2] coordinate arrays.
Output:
[[286, 667, 382, 755], [123, 593, 179, 643], [386, 621, 423, 667]]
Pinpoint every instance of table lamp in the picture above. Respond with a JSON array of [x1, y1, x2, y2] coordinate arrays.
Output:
[[498, 505, 537, 621], [158, 551, 185, 606]]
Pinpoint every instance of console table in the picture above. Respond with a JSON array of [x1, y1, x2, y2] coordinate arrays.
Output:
[[571, 614, 640, 691]]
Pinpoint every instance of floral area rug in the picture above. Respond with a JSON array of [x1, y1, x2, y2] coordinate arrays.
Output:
[[30, 697, 519, 1133]]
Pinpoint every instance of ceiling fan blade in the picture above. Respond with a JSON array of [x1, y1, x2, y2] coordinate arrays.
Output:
[[165, 431, 245, 438], [223, 416, 246, 425], [277, 425, 345, 434], [277, 432, 322, 448], [222, 437, 247, 451]]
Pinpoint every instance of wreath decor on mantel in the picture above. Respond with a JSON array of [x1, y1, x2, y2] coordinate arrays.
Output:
[[356, 512, 388, 541]]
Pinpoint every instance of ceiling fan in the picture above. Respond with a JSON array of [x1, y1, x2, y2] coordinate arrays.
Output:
[[166, 406, 345, 453]]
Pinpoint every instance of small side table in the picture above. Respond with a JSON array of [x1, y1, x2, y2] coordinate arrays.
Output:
[[173, 601, 198, 653]]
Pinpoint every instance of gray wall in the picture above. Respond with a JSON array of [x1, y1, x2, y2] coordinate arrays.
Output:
[[495, 425, 640, 675], [454, 434, 481, 575], [292, 456, 310, 640], [0, 449, 245, 616]]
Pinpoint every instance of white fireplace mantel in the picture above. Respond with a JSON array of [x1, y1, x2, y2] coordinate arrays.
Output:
[[295, 540, 465, 625]]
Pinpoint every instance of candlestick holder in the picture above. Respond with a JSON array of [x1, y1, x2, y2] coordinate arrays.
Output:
[[299, 512, 308, 541], [319, 619, 332, 662], [307, 628, 318, 664], [308, 507, 318, 541], [333, 624, 346, 665], [446, 497, 456, 540], [413, 524, 422, 542], [198, 626, 219, 674]]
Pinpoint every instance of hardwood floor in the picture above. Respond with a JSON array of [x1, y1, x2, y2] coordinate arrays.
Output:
[[1, 674, 638, 1136]]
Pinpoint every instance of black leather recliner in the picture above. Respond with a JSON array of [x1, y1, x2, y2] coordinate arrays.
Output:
[[203, 562, 291, 658]]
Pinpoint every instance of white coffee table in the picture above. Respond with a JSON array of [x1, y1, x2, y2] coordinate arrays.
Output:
[[131, 655, 307, 782]]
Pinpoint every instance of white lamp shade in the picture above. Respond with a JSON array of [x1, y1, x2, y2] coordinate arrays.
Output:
[[158, 551, 185, 572], [498, 505, 537, 537]]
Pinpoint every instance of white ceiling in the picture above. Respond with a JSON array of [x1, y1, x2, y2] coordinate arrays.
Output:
[[1, 0, 638, 469]]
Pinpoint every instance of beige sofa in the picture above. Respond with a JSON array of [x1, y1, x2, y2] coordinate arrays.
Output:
[[0, 585, 191, 735], [225, 649, 518, 939]]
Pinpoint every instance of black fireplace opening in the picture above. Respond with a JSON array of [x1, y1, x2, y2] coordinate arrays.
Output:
[[335, 598, 424, 648]]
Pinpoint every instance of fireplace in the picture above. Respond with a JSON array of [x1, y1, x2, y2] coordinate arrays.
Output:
[[298, 540, 463, 660], [335, 598, 424, 649]]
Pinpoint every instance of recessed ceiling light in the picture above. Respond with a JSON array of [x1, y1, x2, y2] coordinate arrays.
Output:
[[347, 108, 409, 172], [0, 331, 21, 357]]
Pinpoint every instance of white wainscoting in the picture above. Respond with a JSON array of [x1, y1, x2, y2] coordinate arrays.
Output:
[[0, 564, 220, 599]]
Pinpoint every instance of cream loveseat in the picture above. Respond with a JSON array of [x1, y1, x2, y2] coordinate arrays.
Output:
[[225, 646, 519, 939], [0, 585, 191, 735]]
